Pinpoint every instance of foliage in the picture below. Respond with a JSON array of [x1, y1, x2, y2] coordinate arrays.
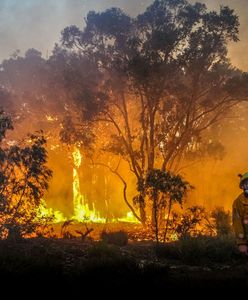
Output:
[[170, 206, 212, 238], [144, 169, 190, 205], [211, 207, 233, 236], [0, 111, 52, 239], [0, 110, 13, 140], [35, 225, 57, 239], [160, 206, 232, 241], [139, 169, 191, 242], [0, 0, 247, 228], [155, 235, 240, 265], [60, 0, 248, 223]]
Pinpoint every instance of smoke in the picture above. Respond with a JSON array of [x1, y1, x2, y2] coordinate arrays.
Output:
[[0, 0, 248, 215], [0, 0, 247, 70], [184, 104, 248, 210], [196, 0, 248, 72], [0, 0, 151, 61]]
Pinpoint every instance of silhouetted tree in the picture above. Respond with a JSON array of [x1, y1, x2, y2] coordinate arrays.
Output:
[[0, 111, 52, 239], [61, 0, 248, 223], [141, 169, 190, 242]]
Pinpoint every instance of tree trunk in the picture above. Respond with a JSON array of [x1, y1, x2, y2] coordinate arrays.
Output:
[[138, 192, 146, 225], [163, 198, 172, 243], [152, 194, 159, 244], [6, 225, 22, 241], [139, 206, 146, 225]]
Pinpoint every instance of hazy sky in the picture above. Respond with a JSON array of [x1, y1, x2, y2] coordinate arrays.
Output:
[[0, 0, 247, 70]]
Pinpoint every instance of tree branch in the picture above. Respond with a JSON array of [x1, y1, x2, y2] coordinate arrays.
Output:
[[91, 161, 142, 223]]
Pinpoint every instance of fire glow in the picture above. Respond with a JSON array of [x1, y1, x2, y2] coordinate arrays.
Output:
[[38, 147, 138, 224]]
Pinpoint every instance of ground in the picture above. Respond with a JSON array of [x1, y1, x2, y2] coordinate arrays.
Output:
[[0, 234, 247, 289]]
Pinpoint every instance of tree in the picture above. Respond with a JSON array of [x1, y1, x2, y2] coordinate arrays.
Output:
[[0, 48, 69, 134], [0, 47, 115, 220], [61, 0, 248, 224], [142, 169, 190, 242], [0, 111, 52, 239]]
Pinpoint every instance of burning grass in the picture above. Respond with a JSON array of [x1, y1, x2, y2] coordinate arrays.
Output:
[[31, 205, 234, 244], [48, 221, 148, 241]]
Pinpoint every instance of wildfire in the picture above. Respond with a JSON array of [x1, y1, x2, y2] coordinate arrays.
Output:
[[37, 199, 66, 223], [38, 146, 140, 224], [72, 146, 106, 223], [117, 211, 139, 223]]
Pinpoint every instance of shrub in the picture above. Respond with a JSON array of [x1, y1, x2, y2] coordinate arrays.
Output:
[[155, 235, 242, 265], [0, 111, 52, 240], [211, 207, 233, 236], [100, 230, 128, 246]]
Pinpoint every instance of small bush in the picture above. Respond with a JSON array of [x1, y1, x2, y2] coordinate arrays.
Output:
[[178, 235, 239, 265], [211, 207, 233, 236], [100, 230, 128, 246]]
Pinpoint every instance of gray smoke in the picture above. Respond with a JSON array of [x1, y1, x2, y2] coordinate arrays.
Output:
[[0, 0, 247, 70]]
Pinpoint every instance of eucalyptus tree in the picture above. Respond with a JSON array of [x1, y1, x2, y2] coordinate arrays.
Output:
[[61, 0, 248, 223]]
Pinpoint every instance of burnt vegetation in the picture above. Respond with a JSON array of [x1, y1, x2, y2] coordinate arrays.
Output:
[[0, 0, 248, 287]]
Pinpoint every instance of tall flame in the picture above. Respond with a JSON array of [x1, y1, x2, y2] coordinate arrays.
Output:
[[72, 147, 105, 223], [37, 146, 139, 224]]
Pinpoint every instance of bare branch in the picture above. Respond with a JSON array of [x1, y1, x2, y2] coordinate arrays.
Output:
[[91, 161, 142, 223]]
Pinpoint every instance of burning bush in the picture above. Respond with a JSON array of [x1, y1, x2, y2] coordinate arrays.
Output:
[[0, 111, 52, 240]]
